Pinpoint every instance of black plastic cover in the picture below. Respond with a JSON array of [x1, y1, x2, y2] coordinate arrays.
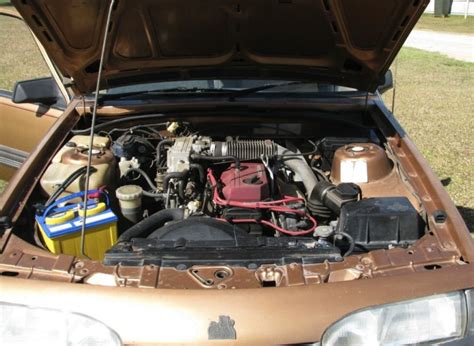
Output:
[[105, 218, 342, 267], [222, 208, 263, 221], [338, 197, 425, 251]]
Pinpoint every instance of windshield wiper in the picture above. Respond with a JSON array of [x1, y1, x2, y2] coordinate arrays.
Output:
[[100, 87, 235, 101], [100, 81, 331, 102], [227, 81, 315, 100]]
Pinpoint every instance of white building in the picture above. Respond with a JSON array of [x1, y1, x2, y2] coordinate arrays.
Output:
[[425, 0, 473, 16]]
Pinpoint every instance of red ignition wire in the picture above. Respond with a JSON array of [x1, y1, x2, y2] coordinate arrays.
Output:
[[209, 169, 317, 235], [208, 169, 304, 208]]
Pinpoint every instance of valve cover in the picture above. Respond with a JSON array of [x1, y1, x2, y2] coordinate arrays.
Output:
[[220, 163, 269, 202]]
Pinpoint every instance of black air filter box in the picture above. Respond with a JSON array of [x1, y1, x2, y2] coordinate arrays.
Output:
[[338, 197, 424, 250]]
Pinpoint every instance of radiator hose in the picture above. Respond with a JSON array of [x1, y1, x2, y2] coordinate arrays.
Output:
[[117, 208, 184, 242]]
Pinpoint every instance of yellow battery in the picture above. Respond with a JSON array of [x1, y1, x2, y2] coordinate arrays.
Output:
[[36, 191, 118, 260]]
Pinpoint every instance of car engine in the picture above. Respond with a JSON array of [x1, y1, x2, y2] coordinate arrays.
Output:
[[36, 121, 424, 267]]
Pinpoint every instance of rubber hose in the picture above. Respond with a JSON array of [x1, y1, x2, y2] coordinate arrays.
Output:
[[45, 166, 97, 207], [118, 208, 184, 242], [190, 154, 241, 169], [307, 181, 333, 218], [142, 190, 166, 199], [177, 180, 186, 200], [189, 163, 205, 184], [71, 115, 167, 135], [163, 170, 189, 192], [337, 231, 356, 257], [156, 139, 175, 167], [276, 145, 318, 196], [307, 199, 332, 219], [124, 167, 158, 191]]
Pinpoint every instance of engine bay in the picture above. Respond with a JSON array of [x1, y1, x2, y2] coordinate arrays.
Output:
[[31, 118, 425, 270]]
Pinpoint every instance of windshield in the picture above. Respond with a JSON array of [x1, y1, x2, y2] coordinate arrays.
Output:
[[104, 80, 357, 96]]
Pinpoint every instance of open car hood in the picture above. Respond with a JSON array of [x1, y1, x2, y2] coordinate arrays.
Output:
[[13, 0, 428, 94]]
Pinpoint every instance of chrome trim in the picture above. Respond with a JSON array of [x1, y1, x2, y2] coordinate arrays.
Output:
[[0, 145, 28, 169]]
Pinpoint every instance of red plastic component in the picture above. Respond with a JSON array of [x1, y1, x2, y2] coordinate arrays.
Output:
[[209, 169, 317, 235], [220, 163, 270, 202]]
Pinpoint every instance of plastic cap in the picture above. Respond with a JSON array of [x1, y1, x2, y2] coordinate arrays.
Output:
[[78, 202, 107, 217], [116, 185, 143, 201], [65, 141, 77, 148]]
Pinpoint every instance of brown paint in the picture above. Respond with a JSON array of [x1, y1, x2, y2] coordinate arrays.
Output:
[[0, 100, 81, 220], [0, 263, 472, 344], [0, 98, 472, 344], [331, 143, 393, 183], [12, 0, 429, 93], [0, 96, 61, 179], [0, 3, 472, 344]]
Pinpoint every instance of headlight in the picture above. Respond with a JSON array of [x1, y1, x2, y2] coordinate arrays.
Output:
[[0, 302, 122, 346], [467, 289, 474, 336], [322, 290, 474, 345]]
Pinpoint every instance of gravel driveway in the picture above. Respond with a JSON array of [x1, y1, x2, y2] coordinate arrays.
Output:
[[404, 29, 474, 62]]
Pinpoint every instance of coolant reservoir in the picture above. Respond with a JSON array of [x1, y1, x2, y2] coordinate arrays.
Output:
[[40, 135, 116, 197], [331, 143, 392, 184]]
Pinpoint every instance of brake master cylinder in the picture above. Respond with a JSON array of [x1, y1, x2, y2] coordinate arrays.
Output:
[[40, 135, 116, 197]]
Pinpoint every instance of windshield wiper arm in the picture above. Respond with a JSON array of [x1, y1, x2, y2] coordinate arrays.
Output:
[[100, 87, 235, 102], [227, 81, 313, 100]]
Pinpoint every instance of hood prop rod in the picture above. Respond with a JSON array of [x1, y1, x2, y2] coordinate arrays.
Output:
[[80, 0, 116, 259]]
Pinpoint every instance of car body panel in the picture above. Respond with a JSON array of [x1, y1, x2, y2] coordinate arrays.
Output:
[[0, 2, 473, 345], [12, 0, 429, 93], [0, 94, 62, 180], [1, 264, 473, 344], [0, 9, 69, 181], [0, 96, 472, 345], [0, 100, 80, 219]]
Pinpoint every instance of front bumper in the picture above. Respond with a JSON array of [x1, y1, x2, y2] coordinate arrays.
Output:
[[1, 264, 473, 344]]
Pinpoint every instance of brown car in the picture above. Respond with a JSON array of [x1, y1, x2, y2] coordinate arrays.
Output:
[[0, 1, 473, 345]]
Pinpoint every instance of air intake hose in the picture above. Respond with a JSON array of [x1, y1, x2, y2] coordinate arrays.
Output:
[[308, 181, 361, 218], [276, 145, 318, 196], [212, 140, 277, 161]]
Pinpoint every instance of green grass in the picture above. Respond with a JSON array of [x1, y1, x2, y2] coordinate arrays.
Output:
[[2, 2, 472, 33], [385, 47, 474, 230], [0, 14, 49, 91], [415, 13, 474, 34]]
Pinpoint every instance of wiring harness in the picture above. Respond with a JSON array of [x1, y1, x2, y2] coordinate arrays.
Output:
[[207, 169, 316, 236]]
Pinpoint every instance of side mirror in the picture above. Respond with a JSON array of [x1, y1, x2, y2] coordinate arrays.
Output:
[[12, 77, 62, 106], [377, 70, 394, 94]]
